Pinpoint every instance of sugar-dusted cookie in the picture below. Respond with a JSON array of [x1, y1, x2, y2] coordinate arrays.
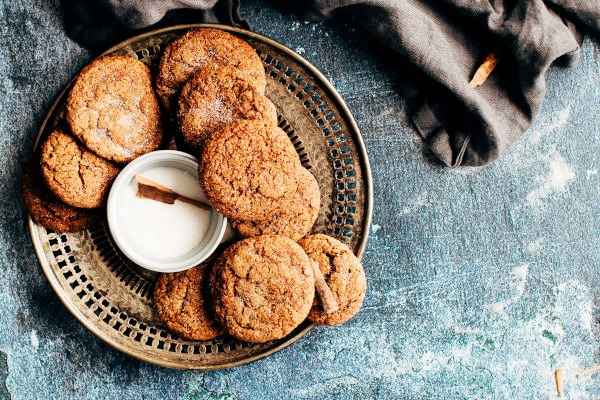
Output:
[[41, 129, 119, 209], [299, 234, 367, 326], [178, 64, 277, 153], [156, 28, 266, 111], [211, 235, 315, 343], [66, 55, 163, 163]]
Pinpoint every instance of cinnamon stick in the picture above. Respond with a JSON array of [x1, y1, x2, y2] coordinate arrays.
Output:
[[554, 368, 563, 397], [135, 175, 211, 211], [553, 364, 600, 397], [470, 53, 498, 88], [311, 261, 339, 314]]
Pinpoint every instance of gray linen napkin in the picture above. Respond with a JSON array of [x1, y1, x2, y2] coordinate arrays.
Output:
[[304, 0, 600, 166], [63, 0, 600, 166]]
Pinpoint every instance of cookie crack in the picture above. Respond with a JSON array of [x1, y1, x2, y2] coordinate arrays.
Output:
[[174, 281, 190, 318], [323, 252, 337, 282], [77, 161, 87, 193]]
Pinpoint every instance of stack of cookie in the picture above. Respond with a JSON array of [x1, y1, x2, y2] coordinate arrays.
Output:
[[155, 28, 272, 152], [155, 233, 367, 343], [154, 28, 320, 240], [22, 55, 163, 232], [200, 119, 321, 241], [150, 28, 365, 343]]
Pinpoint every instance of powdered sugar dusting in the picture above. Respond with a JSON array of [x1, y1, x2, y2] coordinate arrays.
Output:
[[526, 238, 544, 255], [30, 330, 39, 351], [400, 192, 429, 215], [193, 97, 233, 127], [527, 151, 575, 205], [530, 106, 571, 143], [92, 128, 134, 158], [485, 264, 529, 314]]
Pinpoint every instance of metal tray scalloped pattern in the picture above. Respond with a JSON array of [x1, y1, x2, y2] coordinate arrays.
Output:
[[28, 24, 372, 370]]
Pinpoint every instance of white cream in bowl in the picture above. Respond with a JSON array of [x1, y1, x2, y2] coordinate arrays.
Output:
[[107, 150, 228, 272]]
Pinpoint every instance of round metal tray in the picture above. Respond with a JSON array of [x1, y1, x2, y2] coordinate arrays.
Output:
[[29, 24, 372, 370]]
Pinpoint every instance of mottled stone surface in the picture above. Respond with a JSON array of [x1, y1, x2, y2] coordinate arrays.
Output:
[[1, 1, 600, 399]]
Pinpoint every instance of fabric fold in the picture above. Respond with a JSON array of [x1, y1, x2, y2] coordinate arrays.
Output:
[[61, 0, 242, 52], [306, 0, 598, 166]]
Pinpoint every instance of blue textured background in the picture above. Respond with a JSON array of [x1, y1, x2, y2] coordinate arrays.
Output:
[[1, 1, 600, 399]]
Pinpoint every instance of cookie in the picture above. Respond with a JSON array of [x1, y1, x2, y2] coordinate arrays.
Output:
[[233, 168, 320, 241], [178, 64, 277, 153], [298, 234, 367, 326], [66, 55, 163, 163], [211, 235, 315, 343], [41, 129, 119, 209], [21, 161, 97, 232], [156, 28, 266, 111], [153, 265, 223, 341], [200, 121, 302, 221]]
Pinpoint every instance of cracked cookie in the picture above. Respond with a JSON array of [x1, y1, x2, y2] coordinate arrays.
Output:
[[154, 264, 223, 341], [298, 234, 367, 326], [66, 55, 163, 164], [41, 129, 119, 209], [211, 235, 315, 343], [200, 121, 302, 221], [156, 28, 266, 111], [233, 167, 320, 241], [21, 161, 98, 232], [178, 64, 277, 153]]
